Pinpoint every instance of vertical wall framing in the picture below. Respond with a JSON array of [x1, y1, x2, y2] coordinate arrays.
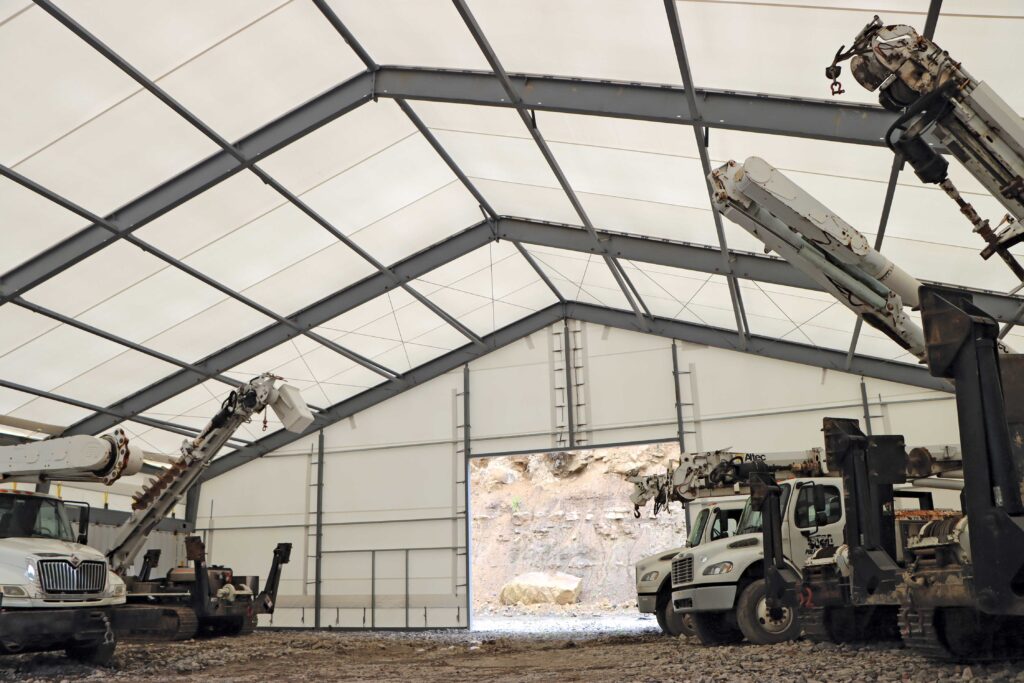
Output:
[[462, 365, 473, 629], [314, 430, 325, 629]]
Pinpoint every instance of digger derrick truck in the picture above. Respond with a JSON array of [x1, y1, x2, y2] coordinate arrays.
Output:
[[827, 15, 1024, 284], [109, 373, 313, 640], [0, 430, 146, 664], [634, 494, 747, 638]]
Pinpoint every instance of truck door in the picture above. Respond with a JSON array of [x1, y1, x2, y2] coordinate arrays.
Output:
[[787, 482, 844, 566]]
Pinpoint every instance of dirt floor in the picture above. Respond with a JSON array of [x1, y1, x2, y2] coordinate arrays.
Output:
[[4, 610, 1024, 682]]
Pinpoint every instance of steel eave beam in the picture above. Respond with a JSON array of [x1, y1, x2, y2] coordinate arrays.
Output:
[[373, 67, 899, 148], [564, 303, 948, 392], [498, 218, 1024, 323], [200, 299, 946, 482]]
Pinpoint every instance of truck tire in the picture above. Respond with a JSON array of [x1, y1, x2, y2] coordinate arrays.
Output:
[[65, 639, 116, 666], [735, 579, 801, 645], [691, 611, 743, 645], [658, 598, 696, 637]]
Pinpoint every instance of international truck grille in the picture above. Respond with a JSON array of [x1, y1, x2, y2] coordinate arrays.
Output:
[[671, 555, 694, 586], [38, 560, 107, 594]]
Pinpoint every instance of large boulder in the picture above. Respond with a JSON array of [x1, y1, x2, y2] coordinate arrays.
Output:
[[499, 572, 583, 605]]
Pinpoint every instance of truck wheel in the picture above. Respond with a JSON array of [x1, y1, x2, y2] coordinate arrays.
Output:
[[658, 598, 696, 637], [691, 611, 743, 646], [736, 579, 800, 645], [65, 639, 116, 666]]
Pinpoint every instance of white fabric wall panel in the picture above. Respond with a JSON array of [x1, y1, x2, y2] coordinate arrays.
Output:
[[674, 343, 958, 453], [198, 375, 468, 629], [468, 332, 554, 455], [580, 324, 679, 445]]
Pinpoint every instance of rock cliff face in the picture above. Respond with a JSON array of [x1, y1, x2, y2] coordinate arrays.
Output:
[[471, 443, 689, 609]]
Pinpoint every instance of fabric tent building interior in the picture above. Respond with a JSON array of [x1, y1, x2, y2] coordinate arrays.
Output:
[[1, 0, 1022, 636]]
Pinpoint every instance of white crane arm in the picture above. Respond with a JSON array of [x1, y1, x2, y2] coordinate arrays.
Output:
[[0, 429, 143, 485], [829, 16, 1024, 279], [627, 448, 823, 516], [710, 156, 928, 359]]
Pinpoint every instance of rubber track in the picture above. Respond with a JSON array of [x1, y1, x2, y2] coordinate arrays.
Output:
[[237, 612, 258, 636], [800, 607, 834, 643], [899, 607, 955, 661], [170, 605, 199, 641]]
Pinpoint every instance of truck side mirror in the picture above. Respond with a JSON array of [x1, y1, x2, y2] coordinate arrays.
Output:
[[65, 500, 91, 545], [77, 506, 90, 545]]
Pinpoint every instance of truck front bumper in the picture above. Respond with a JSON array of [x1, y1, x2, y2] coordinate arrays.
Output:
[[636, 593, 658, 614], [672, 584, 737, 613], [0, 607, 113, 654]]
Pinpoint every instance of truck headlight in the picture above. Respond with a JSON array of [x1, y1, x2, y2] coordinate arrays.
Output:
[[703, 561, 734, 576], [0, 585, 29, 597], [110, 583, 126, 597], [640, 571, 660, 583]]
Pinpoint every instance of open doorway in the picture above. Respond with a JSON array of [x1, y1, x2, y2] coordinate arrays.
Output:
[[469, 441, 690, 634]]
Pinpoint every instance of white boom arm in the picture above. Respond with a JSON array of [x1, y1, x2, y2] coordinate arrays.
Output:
[[828, 16, 1024, 280], [710, 156, 928, 359], [0, 429, 143, 485], [106, 374, 314, 575], [627, 448, 824, 516]]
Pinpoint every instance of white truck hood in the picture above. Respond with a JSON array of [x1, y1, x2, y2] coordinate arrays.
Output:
[[636, 545, 687, 572], [686, 532, 762, 566], [0, 536, 106, 571]]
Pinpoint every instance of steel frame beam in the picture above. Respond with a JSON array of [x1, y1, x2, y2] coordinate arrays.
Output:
[[200, 300, 946, 482], [59, 215, 1023, 438], [0, 65, 897, 308], [372, 67, 900, 148], [498, 218, 1024, 323], [452, 0, 650, 327], [664, 0, 748, 347]]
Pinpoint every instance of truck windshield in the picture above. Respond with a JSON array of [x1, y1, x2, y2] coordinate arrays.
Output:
[[735, 484, 792, 535], [0, 494, 75, 541], [686, 508, 710, 547]]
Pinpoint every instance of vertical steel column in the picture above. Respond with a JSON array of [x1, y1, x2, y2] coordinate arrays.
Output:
[[462, 364, 473, 629], [563, 322, 576, 448], [370, 550, 376, 629], [671, 341, 686, 452], [860, 380, 874, 437], [405, 548, 410, 629], [314, 430, 325, 629]]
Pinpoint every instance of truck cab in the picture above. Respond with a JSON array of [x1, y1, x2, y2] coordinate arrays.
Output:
[[0, 490, 127, 663], [670, 477, 845, 645], [635, 495, 746, 636]]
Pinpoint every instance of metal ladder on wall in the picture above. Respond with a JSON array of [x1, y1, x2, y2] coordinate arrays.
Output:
[[553, 320, 588, 449]]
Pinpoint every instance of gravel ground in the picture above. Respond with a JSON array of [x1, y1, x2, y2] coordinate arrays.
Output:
[[3, 611, 1024, 682]]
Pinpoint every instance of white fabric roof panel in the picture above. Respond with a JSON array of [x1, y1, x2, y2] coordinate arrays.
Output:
[[2, 0, 1018, 446], [412, 242, 558, 335]]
